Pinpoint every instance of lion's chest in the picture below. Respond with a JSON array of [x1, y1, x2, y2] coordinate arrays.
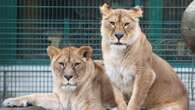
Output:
[[105, 60, 136, 96], [60, 95, 89, 110], [103, 48, 136, 96]]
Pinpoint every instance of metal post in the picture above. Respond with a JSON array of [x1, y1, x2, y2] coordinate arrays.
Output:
[[3, 71, 6, 100], [192, 67, 195, 100]]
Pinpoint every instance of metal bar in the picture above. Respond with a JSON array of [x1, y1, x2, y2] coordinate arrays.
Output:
[[3, 71, 6, 100]]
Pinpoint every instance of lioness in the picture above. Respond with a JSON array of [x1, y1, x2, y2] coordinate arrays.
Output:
[[100, 3, 188, 110], [2, 46, 122, 110]]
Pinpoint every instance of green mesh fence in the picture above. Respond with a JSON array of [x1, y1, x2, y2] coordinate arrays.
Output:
[[0, 0, 195, 102]]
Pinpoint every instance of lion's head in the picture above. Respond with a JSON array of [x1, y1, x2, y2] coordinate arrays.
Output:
[[100, 3, 143, 49], [47, 46, 94, 92]]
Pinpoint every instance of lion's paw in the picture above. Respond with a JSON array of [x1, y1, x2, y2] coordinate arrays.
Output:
[[2, 98, 32, 107], [110, 107, 117, 110]]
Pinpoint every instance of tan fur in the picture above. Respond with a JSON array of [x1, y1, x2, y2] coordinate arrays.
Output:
[[2, 46, 126, 110], [100, 3, 189, 110]]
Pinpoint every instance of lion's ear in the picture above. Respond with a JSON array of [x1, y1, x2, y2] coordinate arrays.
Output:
[[47, 46, 60, 59], [129, 6, 143, 18], [100, 3, 111, 16], [78, 46, 93, 61]]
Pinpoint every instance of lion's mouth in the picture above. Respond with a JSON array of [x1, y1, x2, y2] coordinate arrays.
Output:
[[65, 83, 76, 86], [61, 83, 77, 91], [111, 42, 127, 46], [62, 82, 77, 87]]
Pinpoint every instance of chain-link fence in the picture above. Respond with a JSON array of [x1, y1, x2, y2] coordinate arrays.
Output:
[[0, 0, 195, 103]]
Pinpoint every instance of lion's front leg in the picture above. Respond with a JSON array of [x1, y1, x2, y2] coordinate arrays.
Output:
[[127, 66, 156, 110], [113, 86, 127, 110], [2, 96, 33, 107], [2, 93, 60, 110]]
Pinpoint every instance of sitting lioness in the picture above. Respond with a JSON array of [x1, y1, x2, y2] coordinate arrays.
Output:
[[100, 3, 189, 110], [2, 46, 124, 110]]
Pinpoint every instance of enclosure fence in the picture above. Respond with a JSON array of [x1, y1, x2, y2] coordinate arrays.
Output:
[[0, 0, 195, 103]]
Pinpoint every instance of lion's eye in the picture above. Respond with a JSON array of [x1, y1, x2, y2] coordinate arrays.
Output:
[[74, 62, 81, 67], [110, 21, 115, 25], [59, 62, 64, 67], [124, 23, 130, 27]]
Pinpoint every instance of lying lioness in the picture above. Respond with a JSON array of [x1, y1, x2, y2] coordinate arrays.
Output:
[[2, 46, 124, 110], [100, 3, 189, 110]]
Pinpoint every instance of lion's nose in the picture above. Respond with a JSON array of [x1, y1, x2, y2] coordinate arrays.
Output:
[[115, 32, 124, 40], [64, 75, 73, 80]]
